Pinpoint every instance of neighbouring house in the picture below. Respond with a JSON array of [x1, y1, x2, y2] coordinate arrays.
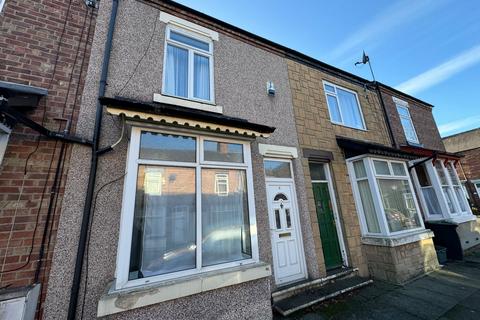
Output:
[[443, 128, 480, 212], [378, 84, 479, 258], [0, 0, 97, 318]]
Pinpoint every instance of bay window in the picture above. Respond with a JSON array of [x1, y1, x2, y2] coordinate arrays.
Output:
[[411, 159, 473, 222], [348, 157, 424, 237], [116, 128, 257, 289], [163, 26, 214, 103], [323, 81, 366, 130]]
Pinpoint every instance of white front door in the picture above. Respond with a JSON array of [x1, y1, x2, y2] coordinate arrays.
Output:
[[267, 182, 307, 285]]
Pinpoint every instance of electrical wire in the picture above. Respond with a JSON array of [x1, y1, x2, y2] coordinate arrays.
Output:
[[79, 172, 126, 320], [114, 13, 158, 97]]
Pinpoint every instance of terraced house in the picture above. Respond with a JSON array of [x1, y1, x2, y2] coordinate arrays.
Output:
[[1, 0, 478, 319]]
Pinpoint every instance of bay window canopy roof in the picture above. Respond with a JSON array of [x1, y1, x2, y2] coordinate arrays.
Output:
[[336, 137, 417, 160], [399, 144, 462, 161], [99, 96, 275, 138]]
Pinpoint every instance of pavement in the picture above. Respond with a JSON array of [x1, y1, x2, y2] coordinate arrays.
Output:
[[276, 249, 480, 320]]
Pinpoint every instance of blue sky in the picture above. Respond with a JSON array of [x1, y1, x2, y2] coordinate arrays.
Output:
[[173, 0, 480, 137]]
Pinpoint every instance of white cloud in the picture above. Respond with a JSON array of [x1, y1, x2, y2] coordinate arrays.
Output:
[[328, 0, 446, 62], [438, 116, 480, 136], [396, 44, 480, 95]]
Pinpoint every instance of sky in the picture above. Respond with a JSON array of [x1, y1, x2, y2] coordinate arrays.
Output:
[[173, 0, 480, 137]]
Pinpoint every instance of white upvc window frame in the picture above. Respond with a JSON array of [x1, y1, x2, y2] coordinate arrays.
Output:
[[474, 180, 480, 196], [162, 24, 215, 104], [322, 80, 367, 131], [115, 127, 258, 290], [348, 156, 425, 238], [411, 158, 473, 222], [393, 97, 419, 144], [0, 123, 11, 165]]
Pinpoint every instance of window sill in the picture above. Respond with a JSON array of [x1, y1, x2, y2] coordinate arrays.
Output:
[[448, 214, 477, 225], [153, 93, 223, 114], [97, 262, 271, 317], [361, 229, 434, 247]]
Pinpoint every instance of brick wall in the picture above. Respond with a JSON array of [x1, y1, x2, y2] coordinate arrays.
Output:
[[287, 60, 392, 277], [0, 1, 97, 317], [363, 238, 439, 284], [379, 87, 445, 151]]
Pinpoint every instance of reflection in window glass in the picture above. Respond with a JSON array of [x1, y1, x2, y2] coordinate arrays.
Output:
[[377, 179, 421, 232], [327, 95, 342, 123], [129, 166, 196, 280], [202, 169, 251, 267], [309, 162, 326, 181], [170, 30, 210, 51], [140, 132, 196, 162], [264, 160, 291, 178], [204, 140, 243, 163]]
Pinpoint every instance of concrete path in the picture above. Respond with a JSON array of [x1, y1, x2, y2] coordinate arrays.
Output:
[[277, 258, 480, 319]]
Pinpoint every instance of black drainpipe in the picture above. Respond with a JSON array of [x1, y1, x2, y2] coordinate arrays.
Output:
[[374, 81, 397, 148], [67, 1, 119, 319]]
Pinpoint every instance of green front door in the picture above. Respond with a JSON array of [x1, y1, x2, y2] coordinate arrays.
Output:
[[312, 182, 343, 270]]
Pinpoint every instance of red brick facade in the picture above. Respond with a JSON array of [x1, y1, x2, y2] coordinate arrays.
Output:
[[0, 0, 97, 317], [379, 86, 445, 152]]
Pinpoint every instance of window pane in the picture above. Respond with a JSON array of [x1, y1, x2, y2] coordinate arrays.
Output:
[[415, 164, 431, 187], [140, 131, 196, 162], [129, 166, 196, 279], [170, 30, 209, 51], [454, 186, 467, 212], [443, 187, 456, 213], [396, 105, 410, 118], [164, 44, 188, 98], [435, 161, 448, 185], [400, 117, 418, 142], [309, 162, 326, 181], [193, 54, 210, 100], [202, 169, 251, 266], [204, 140, 243, 163], [353, 160, 367, 179], [264, 160, 291, 178], [326, 95, 342, 123], [421, 187, 442, 215], [337, 88, 364, 129], [446, 163, 460, 185], [357, 180, 381, 233], [373, 160, 390, 175], [324, 84, 335, 93], [377, 179, 421, 232], [391, 162, 406, 176]]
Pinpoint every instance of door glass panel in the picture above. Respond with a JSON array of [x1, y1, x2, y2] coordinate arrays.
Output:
[[140, 131, 196, 162], [201, 169, 251, 267], [309, 162, 326, 181], [264, 160, 291, 178], [285, 209, 291, 228], [274, 193, 288, 201], [129, 166, 196, 280], [275, 209, 281, 229], [204, 140, 243, 163]]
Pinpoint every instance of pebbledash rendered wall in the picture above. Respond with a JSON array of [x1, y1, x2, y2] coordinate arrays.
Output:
[[286, 60, 439, 284], [43, 0, 320, 319]]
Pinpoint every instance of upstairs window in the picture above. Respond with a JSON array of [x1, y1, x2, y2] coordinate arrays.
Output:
[[394, 98, 419, 144], [323, 81, 366, 130], [163, 26, 214, 103]]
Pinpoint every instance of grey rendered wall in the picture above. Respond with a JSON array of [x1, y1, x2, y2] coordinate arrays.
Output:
[[44, 0, 319, 319]]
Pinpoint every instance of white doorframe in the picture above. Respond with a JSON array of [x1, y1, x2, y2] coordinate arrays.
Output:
[[312, 163, 349, 267], [264, 158, 308, 286]]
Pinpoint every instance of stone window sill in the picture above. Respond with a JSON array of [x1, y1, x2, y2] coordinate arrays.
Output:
[[97, 262, 271, 317], [361, 229, 434, 247], [153, 93, 223, 114]]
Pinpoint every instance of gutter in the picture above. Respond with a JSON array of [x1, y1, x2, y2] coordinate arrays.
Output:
[[67, 1, 119, 319]]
